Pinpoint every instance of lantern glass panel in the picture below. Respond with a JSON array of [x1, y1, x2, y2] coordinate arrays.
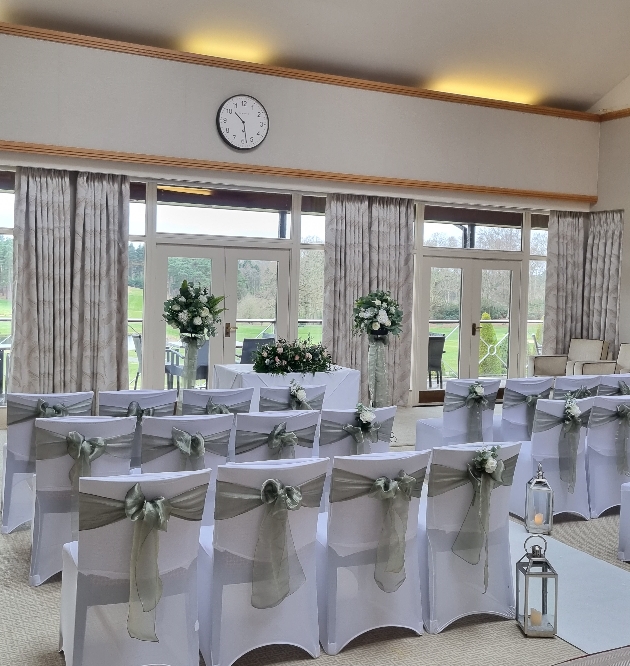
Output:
[[525, 568, 556, 634], [525, 482, 553, 534]]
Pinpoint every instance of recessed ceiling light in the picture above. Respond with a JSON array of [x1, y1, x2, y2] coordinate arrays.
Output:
[[159, 186, 213, 196], [427, 77, 540, 106], [180, 32, 271, 64]]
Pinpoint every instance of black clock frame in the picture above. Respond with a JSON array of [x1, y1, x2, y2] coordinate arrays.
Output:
[[216, 94, 269, 151]]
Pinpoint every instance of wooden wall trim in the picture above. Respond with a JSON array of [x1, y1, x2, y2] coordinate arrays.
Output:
[[600, 108, 630, 122], [0, 21, 602, 123], [0, 139, 598, 204]]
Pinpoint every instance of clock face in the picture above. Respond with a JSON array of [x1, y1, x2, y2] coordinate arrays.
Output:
[[216, 95, 269, 150]]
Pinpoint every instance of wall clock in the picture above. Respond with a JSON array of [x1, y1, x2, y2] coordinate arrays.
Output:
[[216, 95, 269, 150]]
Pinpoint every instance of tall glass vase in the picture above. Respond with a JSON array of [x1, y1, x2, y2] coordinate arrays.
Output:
[[368, 334, 390, 407], [181, 337, 204, 389]]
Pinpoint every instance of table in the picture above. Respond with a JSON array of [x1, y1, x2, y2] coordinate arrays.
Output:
[[213, 364, 360, 410]]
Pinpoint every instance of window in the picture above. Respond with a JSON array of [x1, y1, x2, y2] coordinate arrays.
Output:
[[301, 195, 326, 243], [299, 196, 326, 343], [531, 214, 549, 256], [424, 206, 522, 251], [528, 260, 546, 355], [156, 186, 291, 238], [128, 182, 146, 388]]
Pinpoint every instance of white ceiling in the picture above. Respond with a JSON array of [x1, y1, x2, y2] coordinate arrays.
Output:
[[4, 0, 630, 110]]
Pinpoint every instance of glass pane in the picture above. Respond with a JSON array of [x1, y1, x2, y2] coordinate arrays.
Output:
[[301, 214, 325, 244], [474, 226, 521, 251], [0, 235, 12, 403], [0, 192, 14, 229], [528, 260, 546, 356], [128, 242, 144, 389], [479, 269, 512, 379], [298, 249, 324, 344], [424, 222, 464, 248], [129, 202, 146, 236], [235, 259, 278, 362], [530, 229, 548, 256], [429, 267, 462, 387]]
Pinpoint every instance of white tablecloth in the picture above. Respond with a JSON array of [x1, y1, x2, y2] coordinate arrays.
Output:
[[212, 365, 360, 410]]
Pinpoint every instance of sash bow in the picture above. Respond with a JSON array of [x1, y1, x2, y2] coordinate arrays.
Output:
[[266, 423, 298, 459]]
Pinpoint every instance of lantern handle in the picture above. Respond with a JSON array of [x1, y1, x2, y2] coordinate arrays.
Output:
[[524, 535, 548, 555]]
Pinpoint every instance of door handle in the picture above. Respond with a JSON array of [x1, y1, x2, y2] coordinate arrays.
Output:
[[224, 322, 238, 337], [472, 322, 478, 336]]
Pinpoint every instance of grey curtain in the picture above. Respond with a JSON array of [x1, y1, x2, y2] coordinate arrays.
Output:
[[542, 211, 586, 354], [583, 210, 623, 355], [323, 194, 414, 406], [10, 168, 129, 393]]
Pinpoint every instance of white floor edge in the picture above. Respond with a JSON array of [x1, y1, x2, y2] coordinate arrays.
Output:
[[509, 522, 630, 654]]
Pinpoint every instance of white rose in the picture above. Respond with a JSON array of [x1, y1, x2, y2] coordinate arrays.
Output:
[[474, 384, 485, 396], [193, 316, 202, 325], [377, 309, 389, 324], [568, 403, 581, 417], [178, 296, 186, 303], [172, 304, 181, 311], [484, 458, 497, 474], [359, 409, 376, 423], [371, 322, 380, 330], [200, 307, 210, 317], [385, 319, 391, 327], [199, 295, 207, 303], [296, 389, 307, 402], [360, 310, 371, 319], [374, 299, 381, 306]]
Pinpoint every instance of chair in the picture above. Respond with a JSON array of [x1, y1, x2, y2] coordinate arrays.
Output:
[[318, 406, 396, 510], [198, 458, 327, 666], [586, 396, 630, 518], [493, 377, 554, 442], [165, 340, 210, 389], [317, 450, 431, 654], [259, 385, 326, 411], [597, 373, 630, 396], [98, 389, 177, 469], [60, 469, 210, 666], [131, 334, 142, 390], [428, 335, 446, 388], [529, 338, 609, 377], [31, 416, 137, 586], [181, 388, 254, 415], [416, 379, 500, 450], [141, 414, 234, 525], [581, 343, 630, 376], [553, 375, 600, 399], [2, 391, 93, 534], [240, 337, 274, 364], [418, 442, 521, 634], [233, 410, 320, 462]]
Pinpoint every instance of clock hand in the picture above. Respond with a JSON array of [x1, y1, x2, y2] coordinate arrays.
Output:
[[235, 112, 246, 124]]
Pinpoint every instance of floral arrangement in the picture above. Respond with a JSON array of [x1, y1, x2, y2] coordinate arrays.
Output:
[[252, 337, 333, 375], [355, 403, 377, 431], [353, 290, 403, 337], [471, 445, 500, 475], [163, 280, 225, 340], [562, 397, 582, 426], [290, 380, 308, 405]]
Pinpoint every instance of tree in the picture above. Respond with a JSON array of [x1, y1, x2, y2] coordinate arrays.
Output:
[[479, 312, 503, 376]]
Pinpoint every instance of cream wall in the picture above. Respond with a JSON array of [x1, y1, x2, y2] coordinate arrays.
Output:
[[0, 32, 600, 207]]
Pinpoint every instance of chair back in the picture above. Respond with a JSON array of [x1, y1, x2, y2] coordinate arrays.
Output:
[[233, 410, 320, 462], [501, 377, 554, 437], [567, 338, 607, 362], [181, 387, 254, 415], [132, 334, 142, 366], [442, 379, 500, 442], [617, 343, 630, 373], [597, 373, 630, 396], [319, 407, 395, 459], [428, 336, 445, 371], [241, 338, 274, 364], [259, 385, 326, 411], [553, 375, 600, 399], [587, 396, 630, 457]]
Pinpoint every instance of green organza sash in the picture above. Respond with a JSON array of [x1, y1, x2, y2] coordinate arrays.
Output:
[[79, 481, 208, 642], [502, 387, 552, 437], [141, 427, 231, 469], [234, 422, 317, 459], [588, 403, 630, 476], [318, 417, 395, 454], [181, 397, 250, 415], [532, 408, 591, 493], [597, 381, 630, 397], [443, 390, 497, 443], [428, 454, 518, 592], [99, 400, 175, 422], [329, 466, 425, 592], [214, 474, 326, 608], [553, 385, 596, 400], [259, 392, 324, 412], [7, 395, 93, 427]]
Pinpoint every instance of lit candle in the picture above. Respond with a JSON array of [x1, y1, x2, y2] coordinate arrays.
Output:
[[530, 608, 542, 626], [534, 513, 544, 526]]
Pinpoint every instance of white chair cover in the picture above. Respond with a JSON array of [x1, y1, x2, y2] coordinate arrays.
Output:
[[181, 388, 254, 415], [493, 377, 554, 442], [198, 458, 328, 666], [529, 398, 593, 519], [416, 379, 500, 450], [31, 416, 137, 587], [141, 414, 234, 526], [586, 396, 630, 518], [619, 482, 630, 561], [259, 385, 326, 411], [318, 450, 431, 654], [2, 391, 93, 534], [60, 469, 210, 666], [98, 389, 177, 468], [232, 411, 320, 462], [419, 442, 521, 634], [597, 374, 630, 396], [553, 375, 600, 400]]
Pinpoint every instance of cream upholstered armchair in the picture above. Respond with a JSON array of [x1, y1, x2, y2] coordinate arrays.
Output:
[[578, 342, 630, 376], [529, 338, 609, 376]]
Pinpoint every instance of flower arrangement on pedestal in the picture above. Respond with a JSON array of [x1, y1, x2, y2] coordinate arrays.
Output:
[[163, 280, 225, 388], [252, 337, 333, 375]]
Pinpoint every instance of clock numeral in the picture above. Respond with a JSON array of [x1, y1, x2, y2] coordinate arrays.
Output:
[[257, 112, 261, 117], [227, 108, 232, 114], [260, 122, 265, 127], [224, 128, 229, 134], [241, 100, 247, 106]]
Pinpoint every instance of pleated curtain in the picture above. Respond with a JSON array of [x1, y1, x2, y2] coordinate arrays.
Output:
[[10, 168, 129, 393], [323, 194, 415, 406]]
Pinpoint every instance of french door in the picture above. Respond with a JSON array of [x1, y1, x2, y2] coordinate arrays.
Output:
[[142, 244, 290, 388], [419, 257, 522, 389]]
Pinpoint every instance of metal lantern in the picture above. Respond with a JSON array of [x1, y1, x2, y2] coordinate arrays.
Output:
[[516, 536, 558, 637], [525, 463, 553, 535]]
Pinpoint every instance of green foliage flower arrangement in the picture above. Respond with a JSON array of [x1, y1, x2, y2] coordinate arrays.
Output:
[[163, 279, 225, 341], [252, 337, 333, 375], [353, 290, 403, 336]]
